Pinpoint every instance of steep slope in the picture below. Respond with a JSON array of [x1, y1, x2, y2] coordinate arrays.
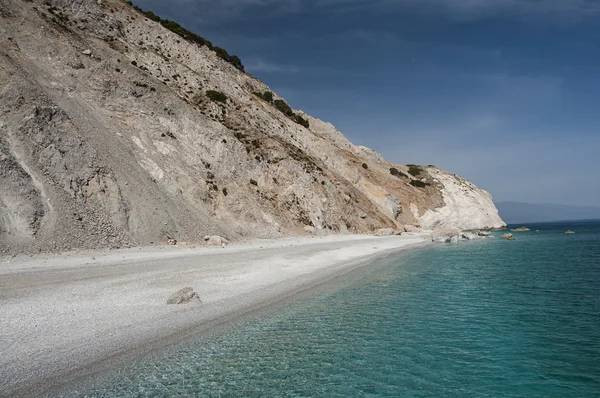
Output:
[[0, 0, 505, 254]]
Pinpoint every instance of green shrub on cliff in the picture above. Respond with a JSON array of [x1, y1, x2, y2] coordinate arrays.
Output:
[[271, 99, 309, 128], [253, 91, 274, 103], [274, 99, 294, 117], [390, 167, 408, 178], [293, 114, 310, 128], [410, 180, 430, 188], [206, 90, 227, 103], [407, 165, 423, 177]]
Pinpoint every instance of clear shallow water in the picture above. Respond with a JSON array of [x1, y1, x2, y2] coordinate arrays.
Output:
[[68, 221, 600, 397]]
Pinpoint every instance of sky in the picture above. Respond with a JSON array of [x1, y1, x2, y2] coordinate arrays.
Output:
[[133, 0, 600, 207]]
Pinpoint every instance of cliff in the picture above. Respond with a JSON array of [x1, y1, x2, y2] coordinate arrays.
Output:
[[0, 0, 505, 254]]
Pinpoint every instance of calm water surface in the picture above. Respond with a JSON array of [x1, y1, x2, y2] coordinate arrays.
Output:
[[66, 221, 600, 397]]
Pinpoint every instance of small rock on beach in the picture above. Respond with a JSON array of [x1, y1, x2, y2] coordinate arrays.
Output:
[[167, 287, 201, 305]]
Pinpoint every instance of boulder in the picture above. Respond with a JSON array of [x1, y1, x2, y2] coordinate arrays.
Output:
[[460, 231, 479, 240], [404, 225, 421, 233], [500, 233, 516, 240], [565, 230, 575, 235], [167, 238, 177, 245], [81, 49, 92, 56], [431, 228, 461, 243], [373, 228, 399, 236], [167, 287, 200, 305], [303, 225, 315, 234], [477, 231, 491, 237], [204, 235, 229, 246], [511, 226, 530, 232]]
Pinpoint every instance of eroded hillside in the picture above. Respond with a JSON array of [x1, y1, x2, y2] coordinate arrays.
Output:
[[0, 0, 505, 254]]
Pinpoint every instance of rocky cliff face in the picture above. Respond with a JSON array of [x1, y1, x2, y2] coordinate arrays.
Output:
[[418, 168, 506, 231], [0, 0, 505, 254]]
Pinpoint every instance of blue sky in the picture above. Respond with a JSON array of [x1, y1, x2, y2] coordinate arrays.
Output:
[[134, 0, 600, 207]]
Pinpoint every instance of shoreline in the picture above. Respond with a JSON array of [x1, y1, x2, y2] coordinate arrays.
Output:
[[0, 233, 430, 397]]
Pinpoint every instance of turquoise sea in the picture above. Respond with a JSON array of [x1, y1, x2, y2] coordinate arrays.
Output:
[[67, 221, 600, 397]]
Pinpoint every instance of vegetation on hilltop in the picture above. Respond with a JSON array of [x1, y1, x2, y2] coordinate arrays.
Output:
[[253, 92, 310, 129], [124, 1, 244, 72], [389, 167, 408, 178], [253, 91, 274, 102], [407, 164, 423, 177]]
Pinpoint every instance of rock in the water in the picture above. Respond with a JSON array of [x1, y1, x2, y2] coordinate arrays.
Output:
[[565, 230, 575, 235], [511, 226, 530, 232], [477, 230, 491, 237], [500, 233, 516, 240], [167, 287, 200, 304], [204, 235, 229, 246], [404, 225, 421, 233]]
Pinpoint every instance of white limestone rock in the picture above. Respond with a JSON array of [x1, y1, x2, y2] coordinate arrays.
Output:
[[419, 168, 506, 231]]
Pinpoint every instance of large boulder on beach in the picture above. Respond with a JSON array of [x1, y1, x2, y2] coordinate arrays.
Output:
[[373, 228, 400, 236], [404, 225, 421, 233], [167, 287, 201, 305], [204, 235, 229, 246], [303, 225, 315, 234], [431, 228, 461, 243], [460, 231, 480, 240]]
